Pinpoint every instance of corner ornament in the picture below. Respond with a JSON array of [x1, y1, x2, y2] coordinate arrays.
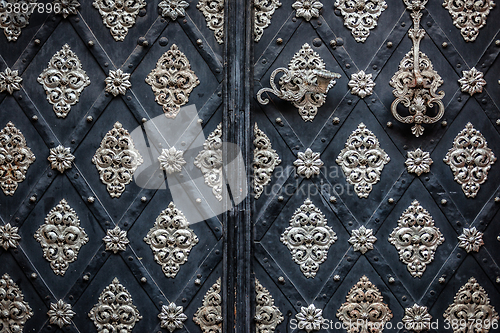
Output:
[[193, 277, 222, 333], [257, 43, 341, 122], [255, 278, 283, 333], [93, 0, 146, 41], [0, 273, 33, 332], [389, 0, 445, 137]]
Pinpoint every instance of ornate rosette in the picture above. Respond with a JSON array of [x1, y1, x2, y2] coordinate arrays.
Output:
[[0, 223, 21, 250], [336, 123, 390, 198], [197, 0, 224, 44], [292, 0, 323, 21], [255, 279, 283, 333], [348, 70, 375, 98], [53, 0, 80, 18], [293, 148, 323, 179], [0, 0, 36, 41], [254, 0, 281, 42], [158, 302, 187, 332], [443, 123, 496, 198], [37, 44, 90, 118], [0, 67, 22, 94], [89, 278, 142, 333], [348, 225, 376, 254], [443, 0, 495, 42], [334, 0, 387, 42], [47, 299, 75, 328], [193, 277, 222, 333], [159, 0, 189, 20], [295, 304, 324, 333], [402, 304, 432, 333], [145, 44, 200, 118], [105, 69, 131, 97], [337, 275, 393, 333], [144, 202, 199, 278], [281, 199, 337, 278], [47, 145, 74, 173], [458, 227, 484, 253], [444, 277, 498, 333], [253, 123, 281, 199], [92, 122, 144, 198], [194, 123, 223, 201], [34, 199, 89, 276], [92, 0, 146, 41], [389, 200, 444, 278], [0, 273, 33, 332], [405, 148, 433, 176], [158, 147, 186, 174], [103, 225, 129, 253], [0, 122, 36, 196], [458, 67, 486, 96]]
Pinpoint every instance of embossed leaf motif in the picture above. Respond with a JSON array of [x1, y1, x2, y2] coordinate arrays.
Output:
[[336, 123, 390, 198], [197, 0, 224, 44], [145, 44, 200, 119], [0, 273, 33, 332], [93, 0, 146, 41], [254, 123, 281, 199], [89, 278, 142, 333], [0, 0, 36, 41], [334, 0, 387, 42], [443, 123, 496, 198], [195, 123, 223, 201], [281, 199, 337, 278], [389, 200, 444, 278], [34, 199, 89, 276], [255, 279, 283, 333], [37, 44, 91, 118], [254, 0, 281, 42], [443, 0, 495, 42], [193, 277, 222, 333], [92, 122, 144, 198], [337, 276, 393, 333], [0, 122, 36, 196], [144, 202, 199, 278], [444, 277, 499, 333]]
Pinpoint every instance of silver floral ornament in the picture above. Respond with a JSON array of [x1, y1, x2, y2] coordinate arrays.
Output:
[[47, 299, 75, 328], [47, 145, 74, 173], [105, 69, 131, 97], [348, 225, 376, 254], [158, 302, 187, 333], [103, 226, 129, 253], [159, 0, 189, 20], [0, 67, 22, 95], [295, 304, 324, 333], [348, 71, 375, 98], [405, 148, 432, 176], [402, 304, 431, 333], [158, 147, 186, 174], [458, 67, 486, 96], [53, 0, 80, 18], [293, 148, 323, 178], [0, 222, 21, 250], [458, 227, 484, 253], [292, 0, 323, 21]]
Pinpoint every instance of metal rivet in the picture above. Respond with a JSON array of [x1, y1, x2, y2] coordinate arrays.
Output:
[[388, 198, 394, 204], [128, 63, 133, 68], [387, 121, 392, 128], [142, 118, 147, 123], [496, 119, 500, 126], [386, 41, 393, 48], [196, 198, 202, 204], [29, 196, 36, 203], [86, 116, 93, 122], [15, 217, 19, 222], [442, 42, 448, 48], [141, 196, 147, 202], [34, 39, 41, 45], [159, 37, 168, 46], [88, 40, 94, 46], [334, 275, 340, 281], [127, 96, 132, 101], [275, 117, 282, 124], [17, 94, 22, 100], [329, 196, 336, 203], [482, 99, 487, 104], [141, 277, 147, 283], [83, 274, 89, 281], [87, 197, 95, 203], [278, 196, 284, 202], [263, 258, 268, 263], [276, 38, 283, 44], [372, 65, 378, 70], [441, 120, 448, 127], [296, 301, 301, 306], [439, 277, 445, 284], [215, 250, 220, 255], [197, 119, 203, 124], [31, 273, 37, 279], [345, 63, 350, 68], [32, 115, 38, 121], [401, 22, 406, 27], [182, 297, 187, 302], [427, 21, 432, 27], [74, 17, 79, 22], [430, 290, 435, 296], [373, 257, 379, 261], [195, 278, 201, 285], [332, 117, 340, 124], [457, 63, 461, 68], [497, 235, 500, 241], [441, 199, 447, 205], [496, 277, 500, 284], [292, 17, 297, 22], [348, 221, 353, 226], [483, 258, 488, 263], [278, 276, 285, 284], [496, 40, 500, 46], [262, 59, 267, 64], [330, 39, 336, 47], [388, 277, 395, 284], [197, 274, 202, 278], [457, 253, 461, 258], [312, 38, 322, 47], [347, 99, 352, 105], [196, 39, 202, 46]]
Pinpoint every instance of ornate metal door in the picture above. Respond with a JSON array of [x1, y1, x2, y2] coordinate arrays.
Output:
[[1, 0, 500, 332]]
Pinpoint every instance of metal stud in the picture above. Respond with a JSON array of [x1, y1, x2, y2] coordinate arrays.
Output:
[[441, 199, 447, 205], [388, 198, 394, 204], [334, 275, 340, 281], [87, 197, 95, 203]]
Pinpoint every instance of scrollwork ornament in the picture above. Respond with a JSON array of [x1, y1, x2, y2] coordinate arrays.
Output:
[[197, 0, 224, 44], [444, 277, 498, 333], [254, 0, 281, 42], [92, 122, 144, 198], [443, 0, 495, 42], [255, 278, 283, 333], [145, 44, 200, 118], [0, 273, 33, 332], [89, 278, 142, 333], [0, 0, 36, 41], [337, 275, 393, 333], [443, 123, 496, 198], [389, 0, 445, 137], [194, 123, 223, 201], [34, 199, 89, 276], [0, 122, 36, 196], [37, 44, 91, 118], [92, 0, 146, 41], [336, 123, 390, 198], [389, 200, 444, 278], [257, 43, 341, 122], [144, 202, 199, 278], [193, 277, 222, 333], [253, 123, 281, 199], [281, 198, 337, 278], [334, 0, 387, 42]]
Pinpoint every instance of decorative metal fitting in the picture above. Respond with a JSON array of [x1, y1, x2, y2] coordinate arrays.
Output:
[[257, 43, 341, 122], [389, 0, 445, 137]]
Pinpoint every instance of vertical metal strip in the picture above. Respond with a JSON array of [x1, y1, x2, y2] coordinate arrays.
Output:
[[223, 0, 253, 331]]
